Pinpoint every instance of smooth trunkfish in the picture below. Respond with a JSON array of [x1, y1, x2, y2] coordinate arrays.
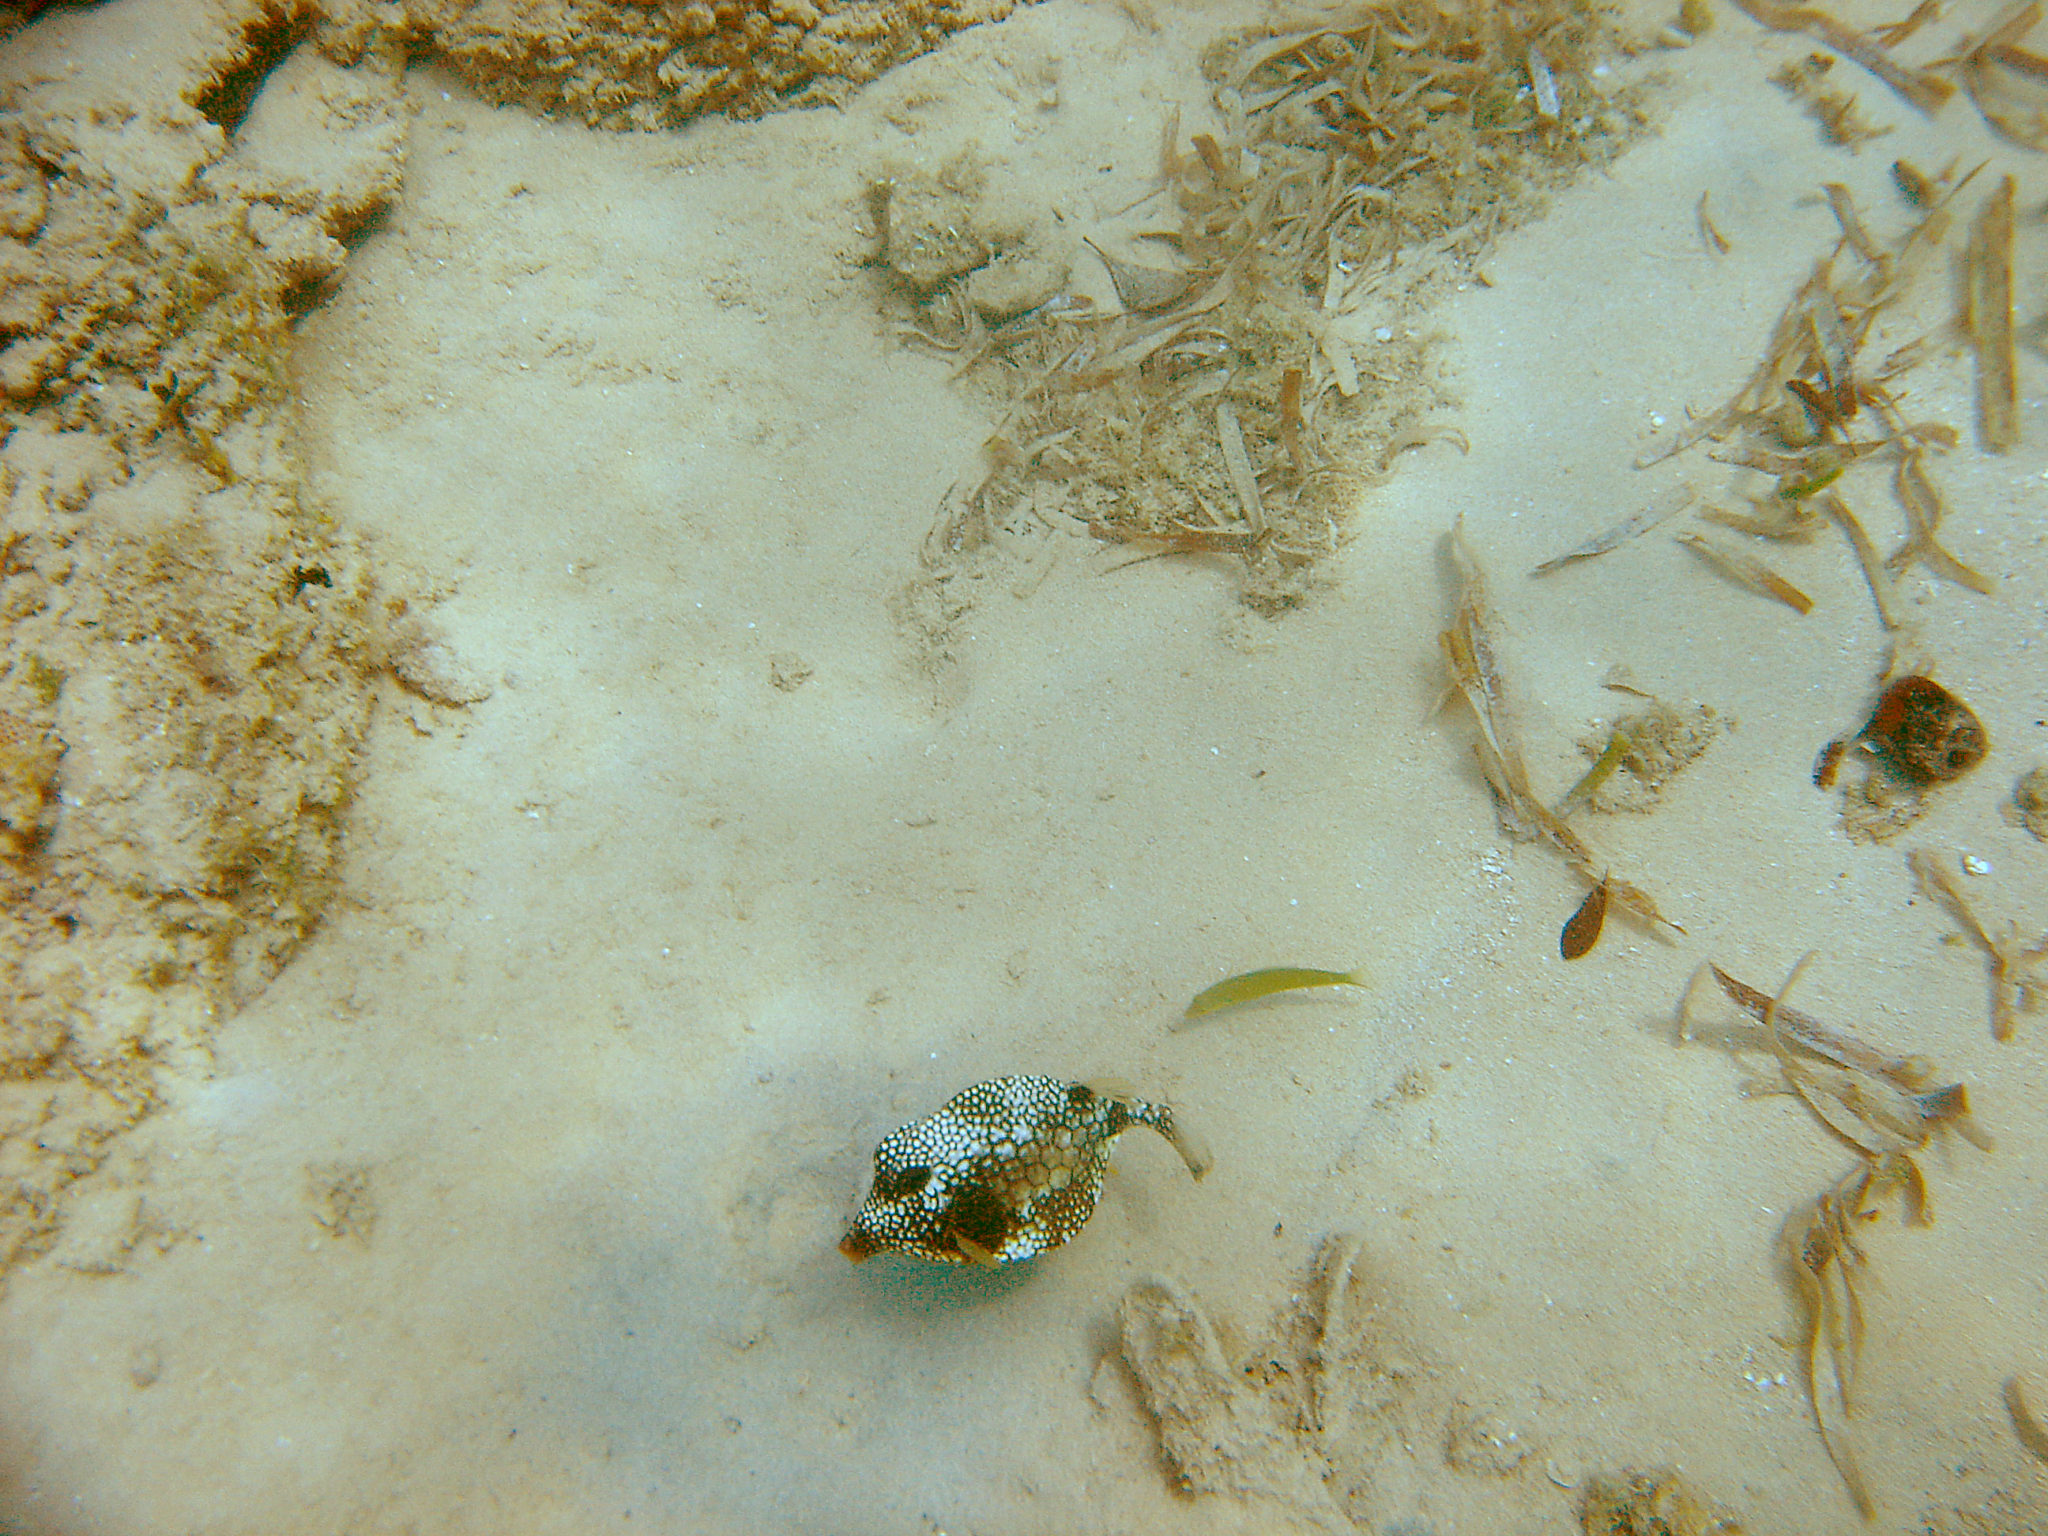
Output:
[[840, 1076, 1209, 1265]]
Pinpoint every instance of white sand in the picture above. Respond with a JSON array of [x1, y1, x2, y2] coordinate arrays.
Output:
[[2, 1, 2045, 1532]]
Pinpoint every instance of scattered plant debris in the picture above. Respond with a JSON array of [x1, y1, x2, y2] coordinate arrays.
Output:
[[1818, 492, 1904, 633], [1697, 189, 1732, 254], [1676, 529, 1815, 614], [1533, 486, 1695, 575], [1441, 521, 1681, 937], [1694, 961, 1991, 1151], [1639, 167, 1997, 615], [894, 0, 1648, 624], [1560, 874, 1609, 960], [1770, 53, 1893, 146], [1956, 1, 2048, 150], [1780, 1155, 1913, 1518], [1679, 954, 1991, 1519], [1732, 0, 1955, 110], [1963, 173, 2019, 453], [1909, 848, 2047, 1042]]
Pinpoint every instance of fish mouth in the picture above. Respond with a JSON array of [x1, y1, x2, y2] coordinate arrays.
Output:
[[837, 1229, 879, 1262]]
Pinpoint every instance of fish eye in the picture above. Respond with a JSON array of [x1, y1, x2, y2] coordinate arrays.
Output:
[[874, 1165, 931, 1201]]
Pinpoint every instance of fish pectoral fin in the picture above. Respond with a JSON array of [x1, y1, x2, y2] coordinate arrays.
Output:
[[1084, 1076, 1140, 1105], [951, 1229, 1002, 1266]]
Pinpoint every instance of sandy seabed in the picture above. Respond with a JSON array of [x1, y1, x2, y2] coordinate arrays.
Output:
[[1, 0, 2045, 1533]]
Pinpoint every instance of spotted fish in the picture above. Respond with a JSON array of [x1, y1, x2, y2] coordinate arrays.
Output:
[[839, 1075, 1210, 1265]]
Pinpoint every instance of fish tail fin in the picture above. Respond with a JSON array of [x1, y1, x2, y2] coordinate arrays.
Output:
[[1155, 1104, 1213, 1181]]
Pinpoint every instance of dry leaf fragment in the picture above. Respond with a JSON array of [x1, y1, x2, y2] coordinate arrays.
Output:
[[1910, 848, 2048, 1042], [1734, 0, 1955, 110], [1696, 189, 1730, 254], [1964, 174, 2019, 453], [1533, 487, 1695, 576], [1961, 1, 2048, 148], [1677, 531, 1814, 614]]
